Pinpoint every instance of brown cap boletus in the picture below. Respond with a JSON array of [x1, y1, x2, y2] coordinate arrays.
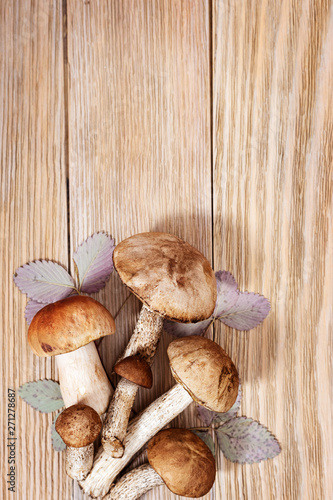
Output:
[[103, 428, 215, 499], [114, 355, 153, 389], [28, 295, 116, 415], [56, 404, 102, 480], [102, 232, 217, 457]]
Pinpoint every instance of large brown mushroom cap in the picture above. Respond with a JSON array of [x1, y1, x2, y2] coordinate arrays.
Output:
[[113, 232, 216, 323], [28, 295, 116, 357], [55, 404, 102, 448], [167, 336, 239, 413], [147, 428, 215, 498]]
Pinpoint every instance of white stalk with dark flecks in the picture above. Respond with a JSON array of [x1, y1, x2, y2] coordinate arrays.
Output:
[[102, 306, 163, 457], [80, 383, 192, 498], [103, 464, 163, 500], [65, 444, 94, 481]]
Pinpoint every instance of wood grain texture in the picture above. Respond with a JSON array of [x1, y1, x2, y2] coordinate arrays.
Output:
[[213, 1, 333, 499], [1, 0, 332, 499], [0, 1, 71, 499]]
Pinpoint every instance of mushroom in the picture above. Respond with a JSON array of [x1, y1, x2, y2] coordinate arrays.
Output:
[[28, 295, 116, 415], [80, 336, 238, 498], [102, 232, 217, 457], [55, 404, 102, 480], [114, 355, 153, 389], [103, 428, 216, 499]]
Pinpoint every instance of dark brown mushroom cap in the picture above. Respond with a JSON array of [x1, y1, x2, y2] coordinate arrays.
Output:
[[147, 428, 216, 498], [113, 232, 216, 323], [167, 336, 239, 413], [28, 295, 116, 357], [55, 404, 102, 448], [114, 355, 153, 388]]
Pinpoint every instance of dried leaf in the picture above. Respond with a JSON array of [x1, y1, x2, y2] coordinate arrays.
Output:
[[217, 292, 271, 331], [18, 380, 64, 413], [196, 405, 215, 426], [73, 232, 115, 293], [213, 271, 239, 316], [14, 260, 75, 303], [214, 383, 242, 423], [51, 411, 66, 452], [216, 417, 281, 464], [25, 300, 47, 325], [192, 430, 215, 456], [163, 318, 212, 337]]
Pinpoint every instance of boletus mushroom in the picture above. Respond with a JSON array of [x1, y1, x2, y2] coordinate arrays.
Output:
[[103, 428, 216, 499], [28, 295, 116, 415], [55, 404, 102, 480], [102, 232, 217, 457], [80, 336, 238, 498]]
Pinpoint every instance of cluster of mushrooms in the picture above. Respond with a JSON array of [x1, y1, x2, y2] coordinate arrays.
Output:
[[28, 232, 239, 499]]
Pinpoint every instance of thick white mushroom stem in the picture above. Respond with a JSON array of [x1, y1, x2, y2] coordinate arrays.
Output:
[[56, 342, 112, 416], [80, 383, 192, 498], [103, 464, 163, 500], [66, 444, 94, 481], [102, 305, 163, 456]]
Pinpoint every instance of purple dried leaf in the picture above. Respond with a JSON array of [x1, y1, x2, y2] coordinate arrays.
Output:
[[213, 271, 239, 317], [25, 300, 48, 325], [196, 405, 215, 426], [216, 416, 281, 464], [216, 292, 271, 331], [214, 383, 242, 423], [73, 232, 115, 293], [163, 318, 212, 337], [14, 260, 75, 303], [18, 380, 64, 413], [51, 411, 66, 452], [192, 430, 216, 456]]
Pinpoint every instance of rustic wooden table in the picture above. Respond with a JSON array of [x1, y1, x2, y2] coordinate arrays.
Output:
[[1, 1, 332, 499]]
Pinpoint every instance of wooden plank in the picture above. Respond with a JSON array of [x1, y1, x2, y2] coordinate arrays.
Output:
[[66, 0, 212, 498], [213, 1, 332, 499], [0, 1, 70, 499]]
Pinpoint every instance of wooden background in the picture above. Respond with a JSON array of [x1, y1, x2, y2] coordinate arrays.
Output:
[[1, 1, 332, 499]]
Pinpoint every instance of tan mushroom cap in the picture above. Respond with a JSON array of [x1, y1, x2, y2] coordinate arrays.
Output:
[[113, 232, 216, 323], [28, 295, 116, 357], [147, 428, 216, 498], [114, 355, 153, 388], [55, 404, 102, 448], [167, 336, 239, 413]]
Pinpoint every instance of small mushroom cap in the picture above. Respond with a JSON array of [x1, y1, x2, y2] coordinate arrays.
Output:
[[167, 336, 239, 413], [28, 295, 116, 357], [114, 355, 153, 388], [113, 232, 216, 322], [147, 428, 216, 498], [55, 404, 102, 448]]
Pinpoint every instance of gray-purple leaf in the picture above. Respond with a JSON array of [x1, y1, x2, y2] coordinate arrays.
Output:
[[192, 431, 215, 456], [216, 417, 281, 464], [196, 405, 215, 426], [73, 232, 115, 293], [213, 271, 239, 317], [51, 411, 66, 452], [14, 260, 75, 303], [216, 292, 271, 330], [214, 383, 242, 423], [18, 380, 64, 413], [25, 300, 47, 325], [163, 318, 212, 337]]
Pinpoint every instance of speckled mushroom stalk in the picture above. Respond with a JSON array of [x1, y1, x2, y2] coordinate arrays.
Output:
[[28, 295, 116, 415], [102, 232, 217, 458], [103, 428, 216, 500], [55, 404, 102, 481], [80, 336, 238, 498], [102, 305, 162, 456]]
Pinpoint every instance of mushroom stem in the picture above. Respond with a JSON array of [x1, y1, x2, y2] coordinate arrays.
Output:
[[102, 305, 163, 456], [80, 383, 192, 498], [56, 342, 112, 415], [65, 444, 94, 481], [103, 464, 163, 500]]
